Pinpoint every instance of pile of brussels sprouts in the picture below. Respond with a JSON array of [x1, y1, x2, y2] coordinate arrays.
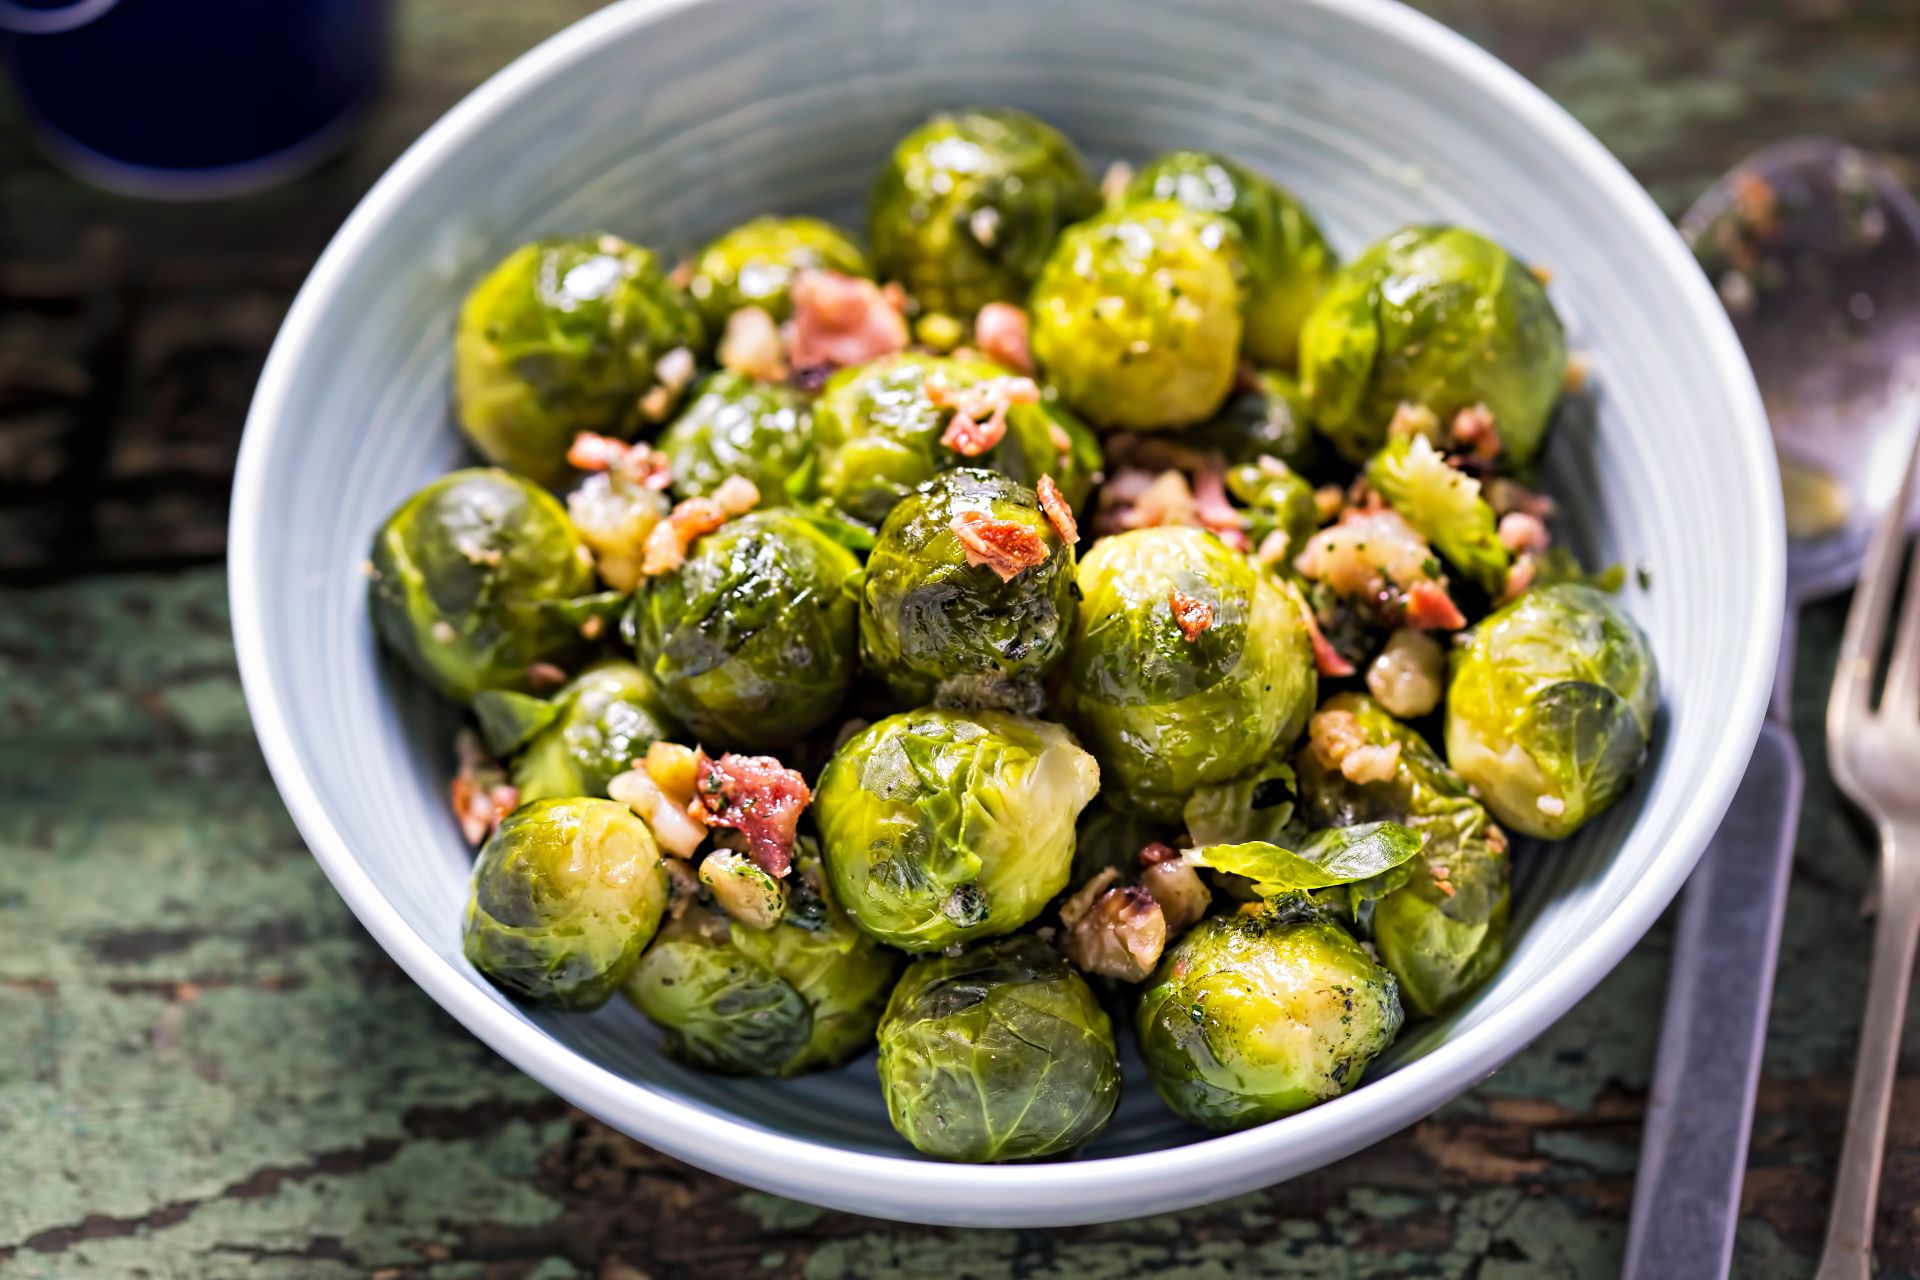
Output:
[[366, 106, 1661, 1162]]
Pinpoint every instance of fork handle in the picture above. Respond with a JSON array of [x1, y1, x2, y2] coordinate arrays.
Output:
[[1818, 826, 1920, 1280]]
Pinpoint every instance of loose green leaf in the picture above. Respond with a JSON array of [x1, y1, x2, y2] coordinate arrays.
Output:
[[471, 689, 561, 757], [1196, 820, 1423, 901]]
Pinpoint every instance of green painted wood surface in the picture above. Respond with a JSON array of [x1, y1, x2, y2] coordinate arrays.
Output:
[[0, 1, 1916, 1275]]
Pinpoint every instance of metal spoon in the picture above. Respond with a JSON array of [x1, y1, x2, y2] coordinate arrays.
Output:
[[1623, 138, 1920, 1280]]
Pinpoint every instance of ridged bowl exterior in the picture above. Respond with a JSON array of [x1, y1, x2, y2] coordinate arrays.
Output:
[[230, 0, 1783, 1226]]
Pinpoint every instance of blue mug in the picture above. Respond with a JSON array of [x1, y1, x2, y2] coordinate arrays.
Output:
[[0, 0, 392, 199]]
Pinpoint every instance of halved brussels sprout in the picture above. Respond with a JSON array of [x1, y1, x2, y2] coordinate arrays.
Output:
[[877, 935, 1120, 1161], [455, 235, 703, 486], [1188, 369, 1322, 474], [1029, 200, 1244, 431], [368, 468, 599, 703], [1365, 434, 1509, 595], [859, 469, 1076, 710], [626, 511, 861, 748], [463, 797, 669, 1009], [1136, 908, 1403, 1130], [807, 352, 1099, 528], [815, 708, 1099, 951], [868, 107, 1099, 318], [1299, 225, 1567, 463], [1446, 582, 1660, 839], [1296, 692, 1510, 1016], [1226, 457, 1320, 568], [658, 371, 813, 505], [1060, 526, 1316, 821], [625, 854, 900, 1076], [682, 215, 871, 331], [1123, 150, 1337, 367], [473, 660, 679, 804]]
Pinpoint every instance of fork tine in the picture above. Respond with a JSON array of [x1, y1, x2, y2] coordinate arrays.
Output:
[[1830, 425, 1920, 726], [1881, 485, 1920, 717]]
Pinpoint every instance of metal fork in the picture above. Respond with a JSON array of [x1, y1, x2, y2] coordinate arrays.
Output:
[[1818, 423, 1920, 1280]]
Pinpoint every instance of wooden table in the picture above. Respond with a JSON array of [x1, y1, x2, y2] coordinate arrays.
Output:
[[3, 3, 1917, 1275]]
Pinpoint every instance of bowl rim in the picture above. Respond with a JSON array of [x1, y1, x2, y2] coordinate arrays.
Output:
[[230, 0, 1783, 1227]]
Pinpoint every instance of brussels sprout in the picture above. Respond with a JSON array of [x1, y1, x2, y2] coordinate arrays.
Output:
[[1030, 201, 1244, 431], [1296, 692, 1510, 1015], [658, 371, 813, 505], [699, 849, 788, 930], [1299, 226, 1567, 463], [1184, 758, 1301, 848], [1365, 434, 1508, 595], [1446, 582, 1659, 839], [1226, 457, 1320, 568], [877, 935, 1120, 1161], [808, 352, 1099, 528], [626, 511, 860, 748], [815, 708, 1099, 951], [1136, 909, 1403, 1130], [682, 216, 871, 331], [473, 661, 678, 804], [1060, 526, 1316, 821], [368, 468, 599, 703], [859, 469, 1076, 710], [1187, 369, 1321, 474], [869, 108, 1099, 318], [454, 236, 704, 486], [567, 469, 670, 593], [625, 855, 900, 1076], [1123, 151, 1337, 367], [462, 797, 669, 1009]]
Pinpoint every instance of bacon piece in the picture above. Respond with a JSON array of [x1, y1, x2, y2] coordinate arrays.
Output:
[[712, 475, 761, 516], [1497, 511, 1550, 555], [950, 510, 1049, 581], [718, 305, 789, 382], [1191, 467, 1247, 550], [1404, 578, 1468, 631], [929, 374, 1039, 457], [450, 729, 518, 847], [1169, 589, 1214, 643], [694, 751, 811, 877], [641, 494, 732, 577], [568, 432, 673, 490], [1501, 554, 1538, 603], [1450, 403, 1501, 462], [1303, 608, 1356, 677], [1486, 477, 1556, 521], [1036, 474, 1079, 545], [526, 662, 568, 692], [1139, 841, 1181, 866], [973, 302, 1033, 373], [786, 269, 908, 371]]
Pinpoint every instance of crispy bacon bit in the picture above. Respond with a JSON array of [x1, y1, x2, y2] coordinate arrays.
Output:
[[974, 302, 1034, 373], [527, 662, 568, 691], [580, 615, 605, 641], [712, 474, 761, 516], [1486, 477, 1556, 521], [568, 432, 673, 489], [1314, 484, 1347, 523], [1498, 511, 1550, 555], [1169, 589, 1214, 643], [1450, 403, 1501, 462], [450, 729, 518, 846], [1139, 841, 1181, 866], [642, 494, 731, 577], [694, 751, 811, 877], [1036, 474, 1079, 545], [1486, 824, 1510, 856], [786, 269, 908, 371], [718, 305, 789, 381], [1059, 869, 1167, 982], [1404, 578, 1468, 631], [1295, 508, 1437, 598], [1303, 607, 1357, 678], [1501, 554, 1538, 603], [929, 374, 1039, 457], [1429, 862, 1457, 897], [951, 510, 1049, 581], [1192, 467, 1248, 550]]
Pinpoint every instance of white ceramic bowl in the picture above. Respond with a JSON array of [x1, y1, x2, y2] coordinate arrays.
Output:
[[231, 0, 1783, 1227]]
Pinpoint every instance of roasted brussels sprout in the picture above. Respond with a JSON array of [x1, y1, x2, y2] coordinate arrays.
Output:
[[869, 107, 1100, 318], [454, 235, 703, 485], [1136, 908, 1403, 1130], [474, 661, 679, 804], [657, 371, 813, 505], [682, 216, 871, 331], [1446, 582, 1660, 839], [1365, 433, 1509, 595], [1030, 200, 1244, 431], [462, 797, 669, 1009], [815, 708, 1099, 951], [1187, 369, 1321, 474], [1299, 226, 1567, 463], [1297, 692, 1510, 1015], [1123, 150, 1336, 367], [368, 468, 599, 703], [1060, 526, 1316, 821], [807, 352, 1099, 528], [1184, 757, 1302, 848], [859, 469, 1076, 710], [1226, 457, 1321, 567], [877, 935, 1120, 1161], [626, 511, 861, 747], [625, 855, 900, 1076]]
